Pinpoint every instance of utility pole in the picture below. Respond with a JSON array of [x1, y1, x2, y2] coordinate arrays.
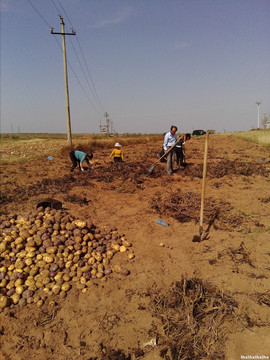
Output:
[[256, 101, 262, 129], [104, 112, 110, 137], [50, 17, 76, 146]]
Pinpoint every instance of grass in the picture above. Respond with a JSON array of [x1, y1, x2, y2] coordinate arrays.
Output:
[[228, 129, 270, 146], [0, 156, 28, 164]]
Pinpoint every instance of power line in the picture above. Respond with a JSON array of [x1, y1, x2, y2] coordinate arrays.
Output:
[[27, 0, 52, 28], [75, 38, 105, 112], [57, 0, 105, 112], [26, 0, 102, 113], [56, 0, 75, 29], [68, 36, 103, 112], [51, 0, 61, 16], [53, 36, 99, 111]]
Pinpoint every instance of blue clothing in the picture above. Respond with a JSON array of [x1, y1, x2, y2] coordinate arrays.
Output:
[[163, 131, 177, 151], [74, 150, 87, 164]]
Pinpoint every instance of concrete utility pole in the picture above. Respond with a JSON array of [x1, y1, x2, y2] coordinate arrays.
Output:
[[256, 101, 262, 129], [50, 17, 76, 145]]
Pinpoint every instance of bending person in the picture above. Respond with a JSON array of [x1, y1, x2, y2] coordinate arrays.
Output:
[[70, 150, 93, 172]]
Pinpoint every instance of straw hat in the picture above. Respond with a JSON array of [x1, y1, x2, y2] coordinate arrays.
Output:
[[114, 142, 122, 147]]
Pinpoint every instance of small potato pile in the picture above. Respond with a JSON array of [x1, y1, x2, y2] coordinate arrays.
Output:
[[0, 207, 134, 310]]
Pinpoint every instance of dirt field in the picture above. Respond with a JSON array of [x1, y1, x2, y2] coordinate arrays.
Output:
[[0, 134, 270, 360]]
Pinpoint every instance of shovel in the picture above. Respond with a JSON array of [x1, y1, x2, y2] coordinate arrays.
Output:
[[148, 135, 184, 174], [193, 131, 209, 242]]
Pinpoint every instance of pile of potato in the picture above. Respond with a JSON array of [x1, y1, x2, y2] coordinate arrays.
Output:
[[0, 207, 134, 309]]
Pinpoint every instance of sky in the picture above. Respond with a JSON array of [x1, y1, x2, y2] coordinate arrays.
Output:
[[1, 0, 270, 134]]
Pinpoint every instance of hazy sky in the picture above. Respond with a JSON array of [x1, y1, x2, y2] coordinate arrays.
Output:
[[1, 0, 269, 134]]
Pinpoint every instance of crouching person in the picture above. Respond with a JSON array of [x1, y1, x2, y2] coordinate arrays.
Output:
[[70, 150, 93, 172]]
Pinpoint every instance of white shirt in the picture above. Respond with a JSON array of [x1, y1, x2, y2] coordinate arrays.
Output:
[[163, 131, 177, 151]]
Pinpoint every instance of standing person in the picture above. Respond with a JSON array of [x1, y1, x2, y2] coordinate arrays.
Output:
[[69, 150, 93, 172], [163, 125, 178, 175], [110, 142, 124, 163], [175, 133, 191, 169]]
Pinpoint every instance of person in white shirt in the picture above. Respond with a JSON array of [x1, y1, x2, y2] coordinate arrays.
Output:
[[163, 125, 178, 175]]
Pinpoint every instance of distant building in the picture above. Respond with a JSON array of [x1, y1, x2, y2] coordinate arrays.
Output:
[[266, 122, 270, 129]]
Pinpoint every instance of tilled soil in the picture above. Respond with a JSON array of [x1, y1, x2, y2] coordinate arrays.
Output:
[[0, 134, 270, 360]]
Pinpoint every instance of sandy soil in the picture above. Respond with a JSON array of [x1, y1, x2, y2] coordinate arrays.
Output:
[[0, 134, 270, 360]]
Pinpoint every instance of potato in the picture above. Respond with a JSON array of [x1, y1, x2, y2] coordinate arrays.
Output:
[[128, 253, 135, 260], [120, 245, 127, 253], [36, 299, 43, 307], [61, 282, 71, 292], [26, 251, 36, 258], [0, 209, 134, 308], [15, 259, 25, 269], [25, 258, 33, 266], [122, 240, 131, 247], [74, 220, 86, 228], [46, 246, 57, 254], [102, 258, 110, 265], [120, 268, 130, 276], [11, 293, 20, 305], [43, 255, 54, 263], [0, 295, 9, 309], [80, 276, 86, 285], [15, 279, 23, 287], [112, 244, 120, 252], [62, 274, 71, 282], [16, 285, 25, 295], [52, 284, 61, 295], [0, 243, 7, 254]]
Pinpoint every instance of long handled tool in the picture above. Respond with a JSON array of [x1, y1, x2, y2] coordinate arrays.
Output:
[[148, 135, 184, 174], [193, 131, 209, 242]]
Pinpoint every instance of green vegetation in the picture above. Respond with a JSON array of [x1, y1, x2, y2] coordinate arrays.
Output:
[[228, 129, 270, 146]]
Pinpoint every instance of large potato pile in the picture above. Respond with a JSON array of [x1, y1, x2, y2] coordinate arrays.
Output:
[[0, 207, 134, 310]]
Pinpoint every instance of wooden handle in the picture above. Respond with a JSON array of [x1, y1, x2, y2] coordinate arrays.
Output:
[[153, 135, 184, 166], [199, 131, 209, 232]]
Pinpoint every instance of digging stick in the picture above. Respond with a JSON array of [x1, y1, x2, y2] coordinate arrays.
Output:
[[199, 131, 209, 238]]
